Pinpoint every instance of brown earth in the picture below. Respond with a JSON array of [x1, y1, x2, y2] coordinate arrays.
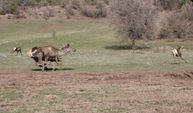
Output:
[[0, 71, 193, 113]]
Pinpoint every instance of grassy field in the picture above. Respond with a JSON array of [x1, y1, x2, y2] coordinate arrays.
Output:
[[0, 19, 193, 73], [1, 19, 193, 113]]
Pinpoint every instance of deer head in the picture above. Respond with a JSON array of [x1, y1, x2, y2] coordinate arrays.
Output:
[[61, 44, 76, 54], [177, 46, 183, 50]]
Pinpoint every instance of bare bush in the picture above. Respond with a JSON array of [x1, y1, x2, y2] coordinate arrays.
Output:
[[43, 7, 54, 19], [103, 0, 110, 5], [0, 0, 19, 14], [154, 0, 193, 10], [159, 4, 193, 39], [70, 0, 82, 9], [154, 0, 184, 10], [96, 2, 107, 17], [85, 0, 97, 5], [181, 3, 193, 21], [81, 5, 96, 17], [65, 5, 74, 16], [81, 3, 107, 18], [112, 0, 156, 48]]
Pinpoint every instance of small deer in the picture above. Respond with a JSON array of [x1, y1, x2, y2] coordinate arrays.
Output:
[[10, 47, 22, 55], [28, 44, 76, 71], [172, 46, 187, 63]]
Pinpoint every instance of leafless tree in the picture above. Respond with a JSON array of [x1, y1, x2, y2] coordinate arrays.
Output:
[[160, 3, 193, 39], [154, 0, 193, 10], [112, 0, 156, 49]]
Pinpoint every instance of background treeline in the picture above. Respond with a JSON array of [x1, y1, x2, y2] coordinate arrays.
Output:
[[112, 0, 193, 47], [0, 0, 108, 18], [0, 0, 193, 41]]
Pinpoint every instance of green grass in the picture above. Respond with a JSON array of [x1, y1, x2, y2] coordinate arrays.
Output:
[[0, 19, 193, 73]]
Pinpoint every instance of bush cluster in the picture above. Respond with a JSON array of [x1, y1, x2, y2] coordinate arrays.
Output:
[[112, 0, 193, 45]]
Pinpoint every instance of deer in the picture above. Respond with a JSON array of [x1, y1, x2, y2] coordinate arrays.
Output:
[[28, 44, 76, 71], [172, 46, 187, 63], [10, 47, 22, 55]]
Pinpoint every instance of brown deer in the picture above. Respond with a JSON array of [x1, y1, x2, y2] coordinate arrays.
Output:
[[28, 44, 76, 71], [172, 46, 187, 63], [10, 47, 22, 55]]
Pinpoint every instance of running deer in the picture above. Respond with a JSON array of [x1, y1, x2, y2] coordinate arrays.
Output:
[[172, 46, 187, 63], [10, 47, 22, 55], [28, 44, 76, 71]]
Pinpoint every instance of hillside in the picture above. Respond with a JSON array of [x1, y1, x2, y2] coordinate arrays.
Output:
[[1, 0, 193, 40], [0, 0, 109, 20]]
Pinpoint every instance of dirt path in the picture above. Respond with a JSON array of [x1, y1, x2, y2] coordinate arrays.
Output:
[[0, 71, 193, 113]]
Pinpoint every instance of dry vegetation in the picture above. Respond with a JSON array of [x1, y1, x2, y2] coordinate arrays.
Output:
[[1, 71, 193, 113], [112, 0, 193, 47], [112, 0, 156, 48], [0, 0, 109, 19], [1, 0, 193, 42]]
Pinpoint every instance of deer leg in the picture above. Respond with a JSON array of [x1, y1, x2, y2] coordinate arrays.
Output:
[[181, 57, 188, 63], [58, 60, 63, 66], [36, 60, 42, 67], [11, 51, 15, 56], [42, 65, 45, 71], [41, 61, 47, 72], [52, 62, 56, 71], [37, 56, 42, 66], [55, 57, 60, 65], [173, 55, 176, 64], [20, 50, 23, 55], [37, 56, 46, 71], [58, 57, 63, 66], [35, 62, 39, 66], [43, 57, 49, 71], [9, 50, 14, 56], [15, 51, 18, 56]]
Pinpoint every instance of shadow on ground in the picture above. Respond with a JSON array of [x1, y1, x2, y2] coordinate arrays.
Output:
[[104, 45, 150, 50], [32, 68, 75, 71], [166, 61, 188, 65]]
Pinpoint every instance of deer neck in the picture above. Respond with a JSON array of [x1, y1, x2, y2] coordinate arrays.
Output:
[[176, 48, 182, 56], [57, 50, 67, 56]]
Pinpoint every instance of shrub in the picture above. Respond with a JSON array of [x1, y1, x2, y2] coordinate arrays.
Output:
[[96, 2, 107, 17], [154, 0, 193, 10], [103, 0, 109, 5], [154, 0, 184, 10], [85, 0, 97, 5], [81, 5, 96, 17], [65, 5, 74, 15], [0, 0, 19, 14], [160, 4, 193, 39], [43, 7, 54, 19], [81, 1, 107, 18], [112, 0, 156, 48]]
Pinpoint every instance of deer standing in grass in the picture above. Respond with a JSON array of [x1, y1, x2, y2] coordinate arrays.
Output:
[[172, 46, 187, 63], [10, 47, 22, 55], [28, 44, 76, 71]]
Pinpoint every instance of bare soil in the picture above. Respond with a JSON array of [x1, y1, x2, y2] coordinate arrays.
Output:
[[0, 71, 193, 113]]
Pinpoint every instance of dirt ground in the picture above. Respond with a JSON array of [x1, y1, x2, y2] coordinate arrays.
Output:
[[0, 71, 193, 113]]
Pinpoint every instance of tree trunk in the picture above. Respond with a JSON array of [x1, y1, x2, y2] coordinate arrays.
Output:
[[131, 39, 136, 49]]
